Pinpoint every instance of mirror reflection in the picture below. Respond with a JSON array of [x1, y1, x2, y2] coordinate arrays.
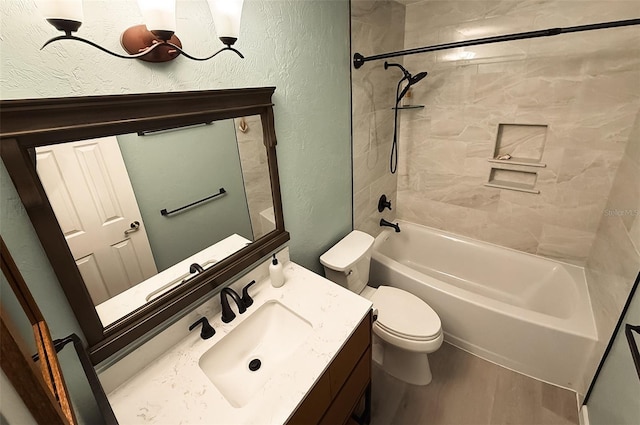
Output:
[[34, 116, 274, 326]]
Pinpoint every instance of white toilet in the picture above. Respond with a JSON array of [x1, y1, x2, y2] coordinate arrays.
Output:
[[320, 230, 443, 385]]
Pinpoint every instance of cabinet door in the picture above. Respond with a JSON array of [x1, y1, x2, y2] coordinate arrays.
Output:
[[287, 373, 332, 425], [287, 312, 372, 425], [320, 347, 371, 425], [329, 317, 371, 395]]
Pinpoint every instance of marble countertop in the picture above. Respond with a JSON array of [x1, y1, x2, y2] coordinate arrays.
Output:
[[104, 257, 372, 424]]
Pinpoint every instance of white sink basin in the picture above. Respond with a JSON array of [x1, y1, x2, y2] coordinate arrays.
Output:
[[199, 300, 313, 408]]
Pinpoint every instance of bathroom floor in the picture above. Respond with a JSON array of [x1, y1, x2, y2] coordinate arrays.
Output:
[[370, 342, 579, 425]]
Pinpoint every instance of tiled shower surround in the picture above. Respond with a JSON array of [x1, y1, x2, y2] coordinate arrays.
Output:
[[351, 0, 640, 390], [583, 109, 640, 386], [235, 115, 273, 239], [352, 0, 639, 265], [352, 0, 405, 236]]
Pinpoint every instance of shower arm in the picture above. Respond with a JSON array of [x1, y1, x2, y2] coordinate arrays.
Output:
[[353, 18, 640, 69]]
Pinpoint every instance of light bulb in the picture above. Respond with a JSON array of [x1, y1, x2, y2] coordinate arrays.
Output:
[[138, 0, 176, 40], [207, 0, 244, 45], [37, 0, 84, 33]]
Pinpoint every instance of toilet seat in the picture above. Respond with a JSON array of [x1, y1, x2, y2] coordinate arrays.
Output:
[[376, 322, 438, 342], [370, 286, 441, 341]]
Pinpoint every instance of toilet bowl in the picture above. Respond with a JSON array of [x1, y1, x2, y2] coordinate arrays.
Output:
[[320, 231, 443, 385]]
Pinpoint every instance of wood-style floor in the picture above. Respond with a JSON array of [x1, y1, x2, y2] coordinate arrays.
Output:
[[370, 342, 579, 425]]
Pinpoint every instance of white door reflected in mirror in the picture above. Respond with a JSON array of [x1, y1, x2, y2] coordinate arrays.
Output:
[[36, 137, 158, 305]]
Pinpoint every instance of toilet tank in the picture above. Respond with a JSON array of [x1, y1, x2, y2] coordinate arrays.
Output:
[[320, 230, 375, 294]]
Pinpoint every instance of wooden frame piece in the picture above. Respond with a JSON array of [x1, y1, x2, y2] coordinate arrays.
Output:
[[1, 236, 76, 424], [0, 88, 290, 363], [1, 315, 70, 425]]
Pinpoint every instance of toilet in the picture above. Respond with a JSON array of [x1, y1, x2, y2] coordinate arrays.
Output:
[[320, 230, 443, 385]]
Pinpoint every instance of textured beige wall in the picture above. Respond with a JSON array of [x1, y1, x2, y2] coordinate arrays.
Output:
[[390, 0, 640, 265], [351, 0, 406, 236]]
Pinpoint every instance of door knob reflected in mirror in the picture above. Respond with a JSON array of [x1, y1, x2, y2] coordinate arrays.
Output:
[[124, 221, 141, 235]]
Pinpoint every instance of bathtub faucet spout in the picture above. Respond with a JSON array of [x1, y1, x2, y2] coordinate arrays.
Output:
[[380, 218, 401, 232]]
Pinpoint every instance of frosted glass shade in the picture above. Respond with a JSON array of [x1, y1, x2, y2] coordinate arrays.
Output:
[[138, 0, 176, 33], [207, 0, 244, 42], [37, 0, 83, 23]]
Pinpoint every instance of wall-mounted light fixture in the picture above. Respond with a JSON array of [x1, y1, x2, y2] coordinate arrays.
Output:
[[37, 0, 245, 63]]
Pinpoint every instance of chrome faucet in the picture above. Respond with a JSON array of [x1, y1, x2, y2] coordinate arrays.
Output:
[[220, 287, 246, 323], [189, 263, 204, 274]]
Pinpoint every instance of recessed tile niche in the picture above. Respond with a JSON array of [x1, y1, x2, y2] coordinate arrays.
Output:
[[486, 124, 548, 194], [487, 168, 539, 194]]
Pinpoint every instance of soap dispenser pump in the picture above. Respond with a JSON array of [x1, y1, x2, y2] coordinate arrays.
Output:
[[269, 254, 284, 288]]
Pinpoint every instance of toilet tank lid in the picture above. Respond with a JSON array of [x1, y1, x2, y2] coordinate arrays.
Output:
[[320, 230, 375, 272]]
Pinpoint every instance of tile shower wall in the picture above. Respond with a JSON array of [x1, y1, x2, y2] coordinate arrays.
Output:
[[393, 0, 640, 264], [235, 116, 274, 240], [352, 0, 406, 236], [581, 108, 640, 389]]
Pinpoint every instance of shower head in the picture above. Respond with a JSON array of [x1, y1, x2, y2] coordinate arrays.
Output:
[[385, 61, 428, 102], [385, 63, 429, 175], [410, 71, 428, 85], [398, 70, 428, 101]]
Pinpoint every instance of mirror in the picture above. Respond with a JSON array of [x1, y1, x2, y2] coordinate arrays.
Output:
[[0, 88, 289, 364], [34, 115, 274, 326]]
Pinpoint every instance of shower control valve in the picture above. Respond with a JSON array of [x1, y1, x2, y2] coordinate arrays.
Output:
[[378, 194, 392, 212]]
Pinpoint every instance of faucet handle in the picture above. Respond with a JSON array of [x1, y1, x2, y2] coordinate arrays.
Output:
[[189, 317, 215, 339], [241, 280, 257, 307], [378, 194, 392, 212]]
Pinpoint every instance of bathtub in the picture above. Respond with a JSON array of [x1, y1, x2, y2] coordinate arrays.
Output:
[[370, 220, 598, 392]]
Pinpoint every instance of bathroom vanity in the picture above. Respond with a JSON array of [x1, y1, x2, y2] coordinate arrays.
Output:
[[100, 254, 372, 424], [287, 311, 372, 425], [1, 87, 371, 423]]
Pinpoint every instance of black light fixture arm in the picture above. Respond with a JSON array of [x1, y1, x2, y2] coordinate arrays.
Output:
[[41, 35, 244, 61], [354, 18, 640, 69], [176, 44, 244, 61], [41, 34, 164, 59]]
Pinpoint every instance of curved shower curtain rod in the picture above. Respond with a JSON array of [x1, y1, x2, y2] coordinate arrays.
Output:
[[353, 18, 640, 69]]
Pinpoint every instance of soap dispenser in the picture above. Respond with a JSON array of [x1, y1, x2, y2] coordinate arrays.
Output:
[[269, 254, 284, 288]]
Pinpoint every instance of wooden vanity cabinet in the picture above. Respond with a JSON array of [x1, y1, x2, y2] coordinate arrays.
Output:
[[287, 311, 372, 425]]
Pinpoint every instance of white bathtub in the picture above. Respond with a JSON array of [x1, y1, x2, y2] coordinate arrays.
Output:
[[370, 220, 598, 392]]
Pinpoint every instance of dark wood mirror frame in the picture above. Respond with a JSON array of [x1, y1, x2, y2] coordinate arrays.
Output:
[[2, 236, 76, 425], [0, 87, 290, 364]]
